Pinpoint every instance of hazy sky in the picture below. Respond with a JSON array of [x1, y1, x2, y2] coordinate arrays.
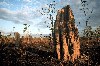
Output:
[[0, 0, 99, 35]]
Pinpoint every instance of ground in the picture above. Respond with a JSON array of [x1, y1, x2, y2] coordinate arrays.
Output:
[[0, 40, 100, 66]]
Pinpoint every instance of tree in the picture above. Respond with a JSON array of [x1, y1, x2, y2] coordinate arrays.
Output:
[[83, 26, 92, 37], [38, 1, 57, 41]]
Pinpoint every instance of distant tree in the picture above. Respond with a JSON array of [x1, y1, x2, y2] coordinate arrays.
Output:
[[83, 26, 92, 37], [93, 26, 100, 42], [0, 32, 2, 38], [80, 0, 95, 38], [95, 26, 100, 37], [23, 24, 30, 33], [39, 1, 57, 37], [80, 0, 93, 26], [13, 27, 15, 32]]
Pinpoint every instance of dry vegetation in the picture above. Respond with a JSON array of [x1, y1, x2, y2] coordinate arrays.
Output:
[[0, 36, 99, 66]]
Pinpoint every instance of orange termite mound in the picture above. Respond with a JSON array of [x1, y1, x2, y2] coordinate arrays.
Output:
[[54, 5, 80, 62]]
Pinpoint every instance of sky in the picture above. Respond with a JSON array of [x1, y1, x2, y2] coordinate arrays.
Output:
[[0, 0, 100, 36]]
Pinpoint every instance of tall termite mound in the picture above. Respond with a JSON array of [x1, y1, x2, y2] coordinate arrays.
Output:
[[54, 5, 80, 62]]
